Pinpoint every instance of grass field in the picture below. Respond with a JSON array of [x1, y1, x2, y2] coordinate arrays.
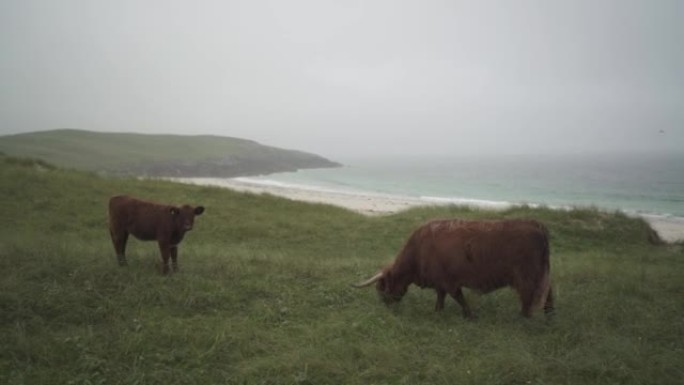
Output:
[[1, 156, 683, 384]]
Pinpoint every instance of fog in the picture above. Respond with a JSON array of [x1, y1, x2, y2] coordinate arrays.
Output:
[[1, 0, 682, 159]]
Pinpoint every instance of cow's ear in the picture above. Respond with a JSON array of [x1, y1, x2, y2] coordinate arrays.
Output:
[[194, 206, 205, 216], [169, 207, 180, 216]]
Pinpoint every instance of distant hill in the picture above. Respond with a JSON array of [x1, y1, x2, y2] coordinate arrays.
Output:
[[0, 129, 341, 177]]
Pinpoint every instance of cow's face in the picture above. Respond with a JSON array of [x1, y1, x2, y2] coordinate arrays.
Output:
[[170, 205, 205, 232], [375, 270, 407, 305]]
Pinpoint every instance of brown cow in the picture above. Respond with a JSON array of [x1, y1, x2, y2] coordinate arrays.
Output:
[[354, 219, 554, 318], [108, 195, 205, 274]]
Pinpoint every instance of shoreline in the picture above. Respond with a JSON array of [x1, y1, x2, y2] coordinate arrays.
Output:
[[170, 177, 684, 243]]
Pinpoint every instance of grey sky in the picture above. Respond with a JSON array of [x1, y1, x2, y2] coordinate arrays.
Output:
[[1, 0, 682, 159]]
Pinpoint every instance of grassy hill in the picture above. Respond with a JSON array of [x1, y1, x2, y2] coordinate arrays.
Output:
[[0, 129, 341, 177], [1, 155, 682, 384]]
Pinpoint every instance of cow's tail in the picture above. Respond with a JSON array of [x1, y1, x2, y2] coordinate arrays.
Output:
[[533, 224, 553, 314], [534, 265, 552, 313]]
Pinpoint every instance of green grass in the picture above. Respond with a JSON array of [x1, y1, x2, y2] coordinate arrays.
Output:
[[1, 156, 682, 384], [0, 129, 339, 176]]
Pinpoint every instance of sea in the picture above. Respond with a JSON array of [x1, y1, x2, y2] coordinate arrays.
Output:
[[236, 153, 684, 220]]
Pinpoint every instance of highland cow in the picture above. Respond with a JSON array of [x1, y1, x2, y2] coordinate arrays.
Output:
[[354, 219, 554, 318]]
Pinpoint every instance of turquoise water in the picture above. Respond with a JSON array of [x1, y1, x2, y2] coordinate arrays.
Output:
[[243, 153, 684, 218]]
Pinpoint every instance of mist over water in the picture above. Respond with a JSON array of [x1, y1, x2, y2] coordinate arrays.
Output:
[[2, 1, 683, 159], [244, 153, 684, 218]]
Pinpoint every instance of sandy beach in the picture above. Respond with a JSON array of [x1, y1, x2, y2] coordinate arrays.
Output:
[[172, 177, 684, 243]]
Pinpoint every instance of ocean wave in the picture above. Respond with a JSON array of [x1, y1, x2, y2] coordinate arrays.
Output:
[[232, 177, 309, 190], [232, 177, 398, 198], [419, 196, 515, 209], [174, 175, 684, 223]]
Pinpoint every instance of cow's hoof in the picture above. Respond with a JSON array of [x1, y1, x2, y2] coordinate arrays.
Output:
[[544, 308, 556, 322]]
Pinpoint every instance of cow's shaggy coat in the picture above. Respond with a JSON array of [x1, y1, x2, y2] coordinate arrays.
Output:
[[355, 219, 554, 318]]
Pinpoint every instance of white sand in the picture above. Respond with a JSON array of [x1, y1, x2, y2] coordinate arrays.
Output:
[[171, 177, 433, 214], [171, 177, 684, 243]]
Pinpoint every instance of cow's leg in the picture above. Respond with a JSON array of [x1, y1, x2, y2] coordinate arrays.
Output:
[[518, 286, 536, 318], [110, 230, 129, 266], [435, 289, 446, 312], [544, 286, 555, 316], [450, 288, 472, 318], [170, 246, 179, 272], [158, 242, 171, 275]]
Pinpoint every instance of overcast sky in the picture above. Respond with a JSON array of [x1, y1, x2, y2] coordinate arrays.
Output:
[[1, 0, 682, 159]]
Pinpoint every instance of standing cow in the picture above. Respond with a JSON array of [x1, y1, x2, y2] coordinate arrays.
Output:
[[108, 195, 205, 274], [354, 219, 554, 318]]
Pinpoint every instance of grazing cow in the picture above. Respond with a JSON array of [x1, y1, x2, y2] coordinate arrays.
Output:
[[354, 219, 554, 318], [108, 195, 205, 274]]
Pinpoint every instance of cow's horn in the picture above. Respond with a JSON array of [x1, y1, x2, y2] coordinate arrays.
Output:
[[352, 271, 384, 288]]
